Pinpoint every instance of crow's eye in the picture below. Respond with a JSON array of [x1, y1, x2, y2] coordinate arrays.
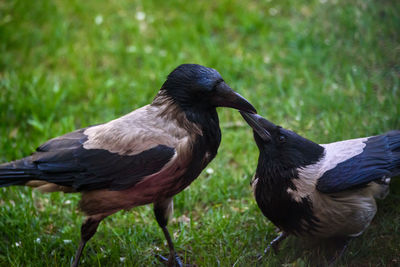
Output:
[[278, 135, 286, 143]]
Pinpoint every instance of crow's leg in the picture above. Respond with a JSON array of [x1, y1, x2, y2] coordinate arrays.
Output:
[[266, 231, 288, 253], [154, 198, 183, 267], [258, 231, 288, 261], [327, 237, 352, 266], [71, 215, 104, 267]]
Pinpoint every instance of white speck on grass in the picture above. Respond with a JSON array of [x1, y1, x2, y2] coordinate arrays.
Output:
[[64, 200, 72, 205], [206, 168, 214, 175], [269, 8, 278, 16], [53, 81, 60, 93], [178, 215, 191, 223], [94, 15, 103, 25], [136, 11, 146, 21], [35, 238, 41, 243], [144, 46, 153, 54], [127, 45, 137, 53], [120, 257, 126, 262], [263, 55, 271, 64], [63, 240, 72, 244], [14, 241, 21, 247]]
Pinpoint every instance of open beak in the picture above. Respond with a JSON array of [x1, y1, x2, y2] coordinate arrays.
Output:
[[211, 82, 257, 114], [239, 111, 275, 142]]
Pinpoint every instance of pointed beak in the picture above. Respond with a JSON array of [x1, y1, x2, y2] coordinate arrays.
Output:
[[211, 82, 257, 114], [239, 111, 275, 142]]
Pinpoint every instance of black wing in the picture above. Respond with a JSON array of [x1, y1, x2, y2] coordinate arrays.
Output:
[[316, 131, 400, 193], [29, 128, 175, 191]]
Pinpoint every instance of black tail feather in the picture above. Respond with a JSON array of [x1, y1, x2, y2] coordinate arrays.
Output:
[[0, 157, 38, 187]]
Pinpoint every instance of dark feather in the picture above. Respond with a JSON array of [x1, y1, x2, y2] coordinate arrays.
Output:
[[0, 157, 38, 186], [254, 156, 320, 235], [317, 130, 400, 193], [0, 128, 176, 191]]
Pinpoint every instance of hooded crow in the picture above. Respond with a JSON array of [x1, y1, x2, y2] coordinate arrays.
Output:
[[240, 111, 400, 262], [0, 64, 256, 267]]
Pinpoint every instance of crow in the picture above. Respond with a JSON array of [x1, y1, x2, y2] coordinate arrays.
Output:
[[0, 64, 256, 267], [240, 111, 400, 262]]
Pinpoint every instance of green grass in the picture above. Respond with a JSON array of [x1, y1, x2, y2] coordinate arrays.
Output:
[[1, 0, 399, 266]]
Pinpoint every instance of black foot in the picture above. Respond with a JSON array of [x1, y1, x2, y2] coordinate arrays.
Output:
[[257, 246, 274, 261], [257, 232, 288, 261], [156, 253, 185, 267]]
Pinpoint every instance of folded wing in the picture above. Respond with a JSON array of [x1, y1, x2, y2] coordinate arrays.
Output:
[[1, 127, 176, 191], [316, 131, 400, 193]]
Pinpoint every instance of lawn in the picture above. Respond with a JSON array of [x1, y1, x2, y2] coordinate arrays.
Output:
[[0, 0, 399, 266]]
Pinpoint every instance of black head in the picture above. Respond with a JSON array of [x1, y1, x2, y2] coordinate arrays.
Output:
[[240, 111, 324, 169], [161, 64, 256, 114]]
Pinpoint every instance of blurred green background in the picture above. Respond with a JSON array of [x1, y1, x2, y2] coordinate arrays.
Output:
[[0, 0, 399, 266]]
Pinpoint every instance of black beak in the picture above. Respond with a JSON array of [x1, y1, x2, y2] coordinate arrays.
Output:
[[239, 111, 275, 142], [211, 82, 257, 114]]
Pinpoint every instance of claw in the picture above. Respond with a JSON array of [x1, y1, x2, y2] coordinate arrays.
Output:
[[156, 253, 186, 267], [257, 231, 288, 261], [173, 253, 183, 267], [267, 240, 280, 254], [256, 240, 276, 261], [156, 254, 169, 263]]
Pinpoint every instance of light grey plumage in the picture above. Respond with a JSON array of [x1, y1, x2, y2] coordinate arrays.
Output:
[[287, 138, 389, 238]]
